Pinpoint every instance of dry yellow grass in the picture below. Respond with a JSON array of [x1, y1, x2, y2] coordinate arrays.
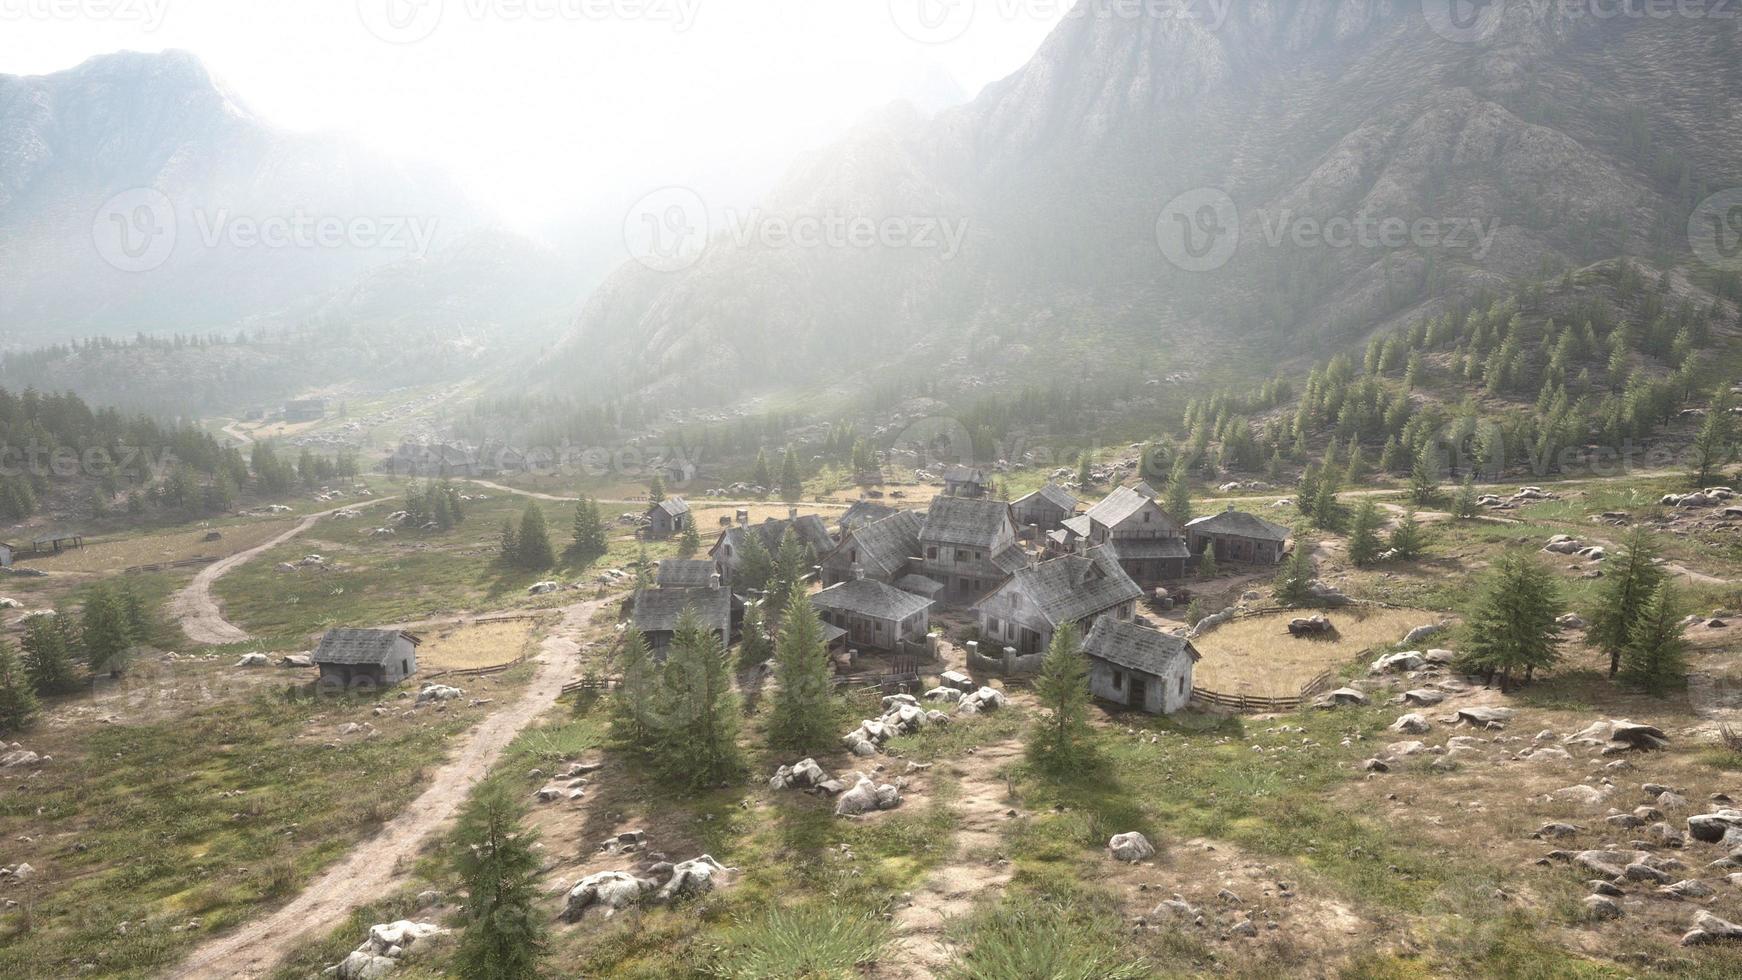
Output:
[[417, 618, 540, 670], [688, 502, 849, 530], [19, 519, 299, 575], [1190, 606, 1435, 698]]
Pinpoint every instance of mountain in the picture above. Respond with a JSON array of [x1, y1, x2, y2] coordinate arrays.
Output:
[[546, 0, 1742, 409]]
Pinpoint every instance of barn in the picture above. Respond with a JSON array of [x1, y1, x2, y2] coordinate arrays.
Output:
[[312, 629, 422, 689]]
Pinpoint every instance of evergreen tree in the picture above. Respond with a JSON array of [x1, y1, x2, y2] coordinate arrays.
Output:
[[736, 600, 772, 671], [514, 503, 556, 570], [1076, 452, 1095, 490], [1387, 508, 1429, 560], [772, 527, 809, 606], [751, 450, 772, 493], [768, 584, 834, 753], [678, 519, 702, 558], [1274, 529, 1317, 606], [80, 585, 134, 677], [1410, 442, 1442, 504], [648, 473, 666, 504], [1265, 449, 1284, 484], [650, 609, 742, 787], [1459, 552, 1561, 692], [1343, 445, 1367, 486], [1311, 470, 1341, 530], [1691, 387, 1733, 486], [1588, 527, 1665, 677], [498, 518, 518, 564], [1346, 499, 1384, 567], [451, 784, 545, 980], [608, 630, 659, 751], [1452, 476, 1480, 520], [632, 543, 654, 590], [0, 639, 40, 735], [569, 495, 609, 560], [1197, 548, 1219, 580], [1165, 461, 1194, 523], [1619, 581, 1687, 695], [21, 613, 79, 695], [779, 446, 803, 502], [1028, 622, 1092, 771], [736, 527, 775, 594]]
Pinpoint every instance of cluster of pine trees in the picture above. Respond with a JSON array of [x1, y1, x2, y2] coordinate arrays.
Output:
[[401, 479, 468, 532], [499, 503, 556, 571], [0, 582, 157, 734]]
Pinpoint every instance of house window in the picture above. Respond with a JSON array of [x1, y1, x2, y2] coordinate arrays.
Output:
[[1143, 512, 1151, 523], [926, 546, 938, 560], [401, 659, 409, 674], [850, 549, 858, 562], [987, 616, 1001, 633], [1113, 671, 1125, 691], [1178, 675, 1187, 696]]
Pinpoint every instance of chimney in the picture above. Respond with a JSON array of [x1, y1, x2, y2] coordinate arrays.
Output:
[[850, 562, 866, 581], [709, 572, 721, 588], [1227, 503, 1236, 513], [788, 505, 799, 521], [736, 508, 749, 527]]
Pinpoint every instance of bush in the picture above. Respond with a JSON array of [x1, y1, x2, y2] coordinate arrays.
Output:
[[706, 903, 890, 978]]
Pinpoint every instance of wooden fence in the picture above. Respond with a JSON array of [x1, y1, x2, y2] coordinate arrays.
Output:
[[1191, 668, 1337, 714], [125, 555, 219, 574], [426, 653, 529, 681], [561, 675, 621, 696]]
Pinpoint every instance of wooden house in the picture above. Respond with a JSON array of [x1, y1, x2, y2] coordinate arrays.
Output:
[[711, 509, 837, 582], [1082, 486, 1190, 586], [312, 628, 421, 689], [1010, 482, 1078, 536], [283, 398, 326, 423], [1185, 507, 1293, 565], [838, 498, 900, 535], [631, 586, 731, 658], [0, 542, 12, 568], [918, 496, 1028, 605], [655, 559, 721, 589], [942, 464, 990, 498], [1082, 618, 1199, 715], [973, 546, 1141, 657], [819, 510, 922, 586], [808, 571, 935, 653], [644, 497, 692, 539]]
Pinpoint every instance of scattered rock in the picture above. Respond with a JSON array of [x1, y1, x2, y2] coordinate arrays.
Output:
[[415, 683, 463, 705], [563, 871, 656, 921], [233, 653, 270, 668], [1390, 713, 1430, 735], [1680, 910, 1742, 946], [1108, 832, 1155, 863]]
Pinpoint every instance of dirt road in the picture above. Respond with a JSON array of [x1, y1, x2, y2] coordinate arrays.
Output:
[[168, 498, 395, 645], [171, 596, 606, 979]]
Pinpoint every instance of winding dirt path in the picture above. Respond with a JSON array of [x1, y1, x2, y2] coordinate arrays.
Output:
[[878, 737, 1024, 978], [168, 498, 396, 645], [171, 596, 608, 980]]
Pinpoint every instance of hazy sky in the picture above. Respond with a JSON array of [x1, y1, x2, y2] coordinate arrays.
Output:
[[1, 0, 1066, 233]]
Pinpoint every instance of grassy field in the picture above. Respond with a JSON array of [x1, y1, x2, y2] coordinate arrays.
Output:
[[18, 518, 302, 575], [0, 662, 531, 979], [1190, 606, 1434, 698], [416, 618, 543, 670]]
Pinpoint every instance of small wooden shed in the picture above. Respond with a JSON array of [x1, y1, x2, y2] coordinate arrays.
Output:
[[312, 628, 421, 689]]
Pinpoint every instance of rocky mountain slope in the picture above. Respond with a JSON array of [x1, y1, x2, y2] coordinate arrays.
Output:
[[548, 0, 1742, 408]]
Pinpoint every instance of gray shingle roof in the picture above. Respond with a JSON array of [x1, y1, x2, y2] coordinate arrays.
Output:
[[1130, 481, 1160, 499], [943, 464, 987, 485], [920, 496, 1014, 547], [313, 628, 420, 666], [1015, 482, 1078, 514], [830, 510, 922, 577], [809, 579, 935, 622], [1083, 618, 1199, 675], [839, 499, 899, 531], [653, 496, 691, 517], [992, 542, 1032, 574], [1084, 486, 1156, 530], [655, 559, 719, 588], [1060, 515, 1092, 538], [1184, 509, 1293, 542], [632, 586, 731, 634], [894, 573, 945, 596], [714, 514, 837, 563], [1107, 537, 1192, 561], [981, 546, 1141, 628]]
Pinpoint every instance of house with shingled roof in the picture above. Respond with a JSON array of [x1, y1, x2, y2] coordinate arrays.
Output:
[[1011, 482, 1078, 536], [942, 464, 991, 498], [655, 558, 722, 589], [838, 498, 900, 535], [312, 628, 421, 689], [820, 510, 923, 587], [710, 508, 837, 584], [631, 586, 731, 658], [918, 495, 1028, 605], [808, 569, 935, 653], [1185, 507, 1293, 565], [1080, 486, 1190, 586], [972, 546, 1141, 657], [644, 496, 692, 539], [1082, 617, 1199, 715]]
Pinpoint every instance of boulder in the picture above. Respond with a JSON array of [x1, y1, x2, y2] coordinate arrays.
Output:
[[528, 581, 561, 595], [1687, 810, 1742, 844], [415, 684, 463, 705], [563, 871, 656, 920], [1401, 689, 1445, 706], [1370, 651, 1425, 675], [0, 750, 41, 769], [834, 774, 902, 816], [769, 758, 829, 791], [1544, 536, 1582, 555], [1661, 879, 1715, 900], [1386, 740, 1427, 756], [1583, 895, 1623, 920], [1553, 785, 1613, 807], [1390, 713, 1431, 735], [939, 670, 976, 693], [922, 686, 963, 704], [1455, 707, 1514, 728], [1556, 613, 1587, 629], [279, 654, 313, 668], [1402, 623, 1446, 646], [655, 855, 735, 903], [1108, 832, 1155, 863], [1531, 823, 1582, 840], [957, 687, 1008, 714], [332, 920, 449, 977], [1680, 910, 1742, 946], [1607, 721, 1669, 751], [233, 653, 270, 668], [1313, 687, 1368, 708], [1573, 849, 1650, 878]]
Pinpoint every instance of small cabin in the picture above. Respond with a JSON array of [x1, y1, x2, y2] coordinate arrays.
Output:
[[1081, 617, 1199, 715], [312, 629, 421, 689], [645, 497, 692, 538]]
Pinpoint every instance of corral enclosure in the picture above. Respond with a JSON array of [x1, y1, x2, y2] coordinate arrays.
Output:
[[416, 618, 542, 671], [1190, 606, 1437, 699]]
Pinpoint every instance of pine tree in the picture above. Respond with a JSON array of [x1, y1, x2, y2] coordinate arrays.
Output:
[[1027, 622, 1092, 771], [1343, 445, 1366, 486], [779, 446, 803, 502], [678, 519, 701, 558], [1311, 470, 1341, 530], [1410, 442, 1442, 504], [0, 639, 41, 734], [1166, 461, 1194, 523], [451, 783, 545, 980], [1274, 529, 1317, 606], [751, 450, 772, 493], [650, 609, 742, 787], [608, 630, 659, 751], [1076, 452, 1095, 490], [736, 600, 772, 671], [1387, 508, 1429, 560], [632, 543, 654, 590], [1691, 388, 1733, 486], [736, 527, 775, 595], [772, 527, 809, 606], [81, 585, 135, 677], [648, 473, 666, 504], [570, 495, 608, 560], [1618, 581, 1687, 695], [514, 503, 555, 570], [1265, 449, 1284, 485], [1197, 547, 1219, 580], [1588, 527, 1665, 677], [768, 584, 834, 753], [1459, 552, 1561, 692], [1346, 499, 1383, 567], [1452, 476, 1480, 520], [21, 613, 79, 695], [498, 517, 518, 564]]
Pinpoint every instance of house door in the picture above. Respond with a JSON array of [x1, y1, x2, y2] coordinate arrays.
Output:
[[1128, 677, 1147, 710], [851, 618, 873, 646]]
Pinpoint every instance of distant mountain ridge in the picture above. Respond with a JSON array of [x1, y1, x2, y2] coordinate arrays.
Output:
[[547, 0, 1742, 408]]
